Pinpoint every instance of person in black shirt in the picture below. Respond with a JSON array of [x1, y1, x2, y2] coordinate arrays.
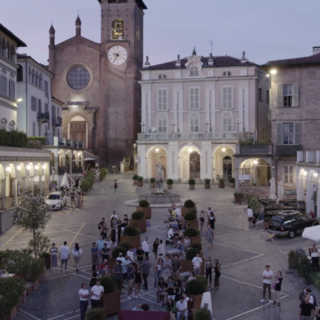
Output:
[[156, 277, 167, 304], [123, 215, 129, 227], [165, 276, 175, 306], [152, 238, 159, 261], [101, 243, 109, 261], [136, 245, 144, 263], [299, 302, 314, 319]]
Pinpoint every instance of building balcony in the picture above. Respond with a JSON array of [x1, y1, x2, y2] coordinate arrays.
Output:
[[72, 166, 83, 174], [137, 131, 253, 142], [37, 112, 50, 123], [53, 116, 62, 127], [238, 144, 272, 155], [276, 145, 302, 156], [58, 166, 67, 175]]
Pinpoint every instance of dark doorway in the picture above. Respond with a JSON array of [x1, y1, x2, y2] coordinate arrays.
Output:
[[223, 156, 232, 181], [190, 151, 200, 179]]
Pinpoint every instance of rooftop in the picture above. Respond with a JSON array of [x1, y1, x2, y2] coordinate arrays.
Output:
[[265, 52, 320, 67], [97, 0, 147, 10], [0, 24, 27, 47]]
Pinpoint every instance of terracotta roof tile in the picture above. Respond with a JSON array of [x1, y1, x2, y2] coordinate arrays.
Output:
[[265, 53, 320, 66]]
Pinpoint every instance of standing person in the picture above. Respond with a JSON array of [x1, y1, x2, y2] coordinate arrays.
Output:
[[70, 189, 76, 208], [50, 243, 58, 270], [154, 258, 163, 288], [91, 243, 99, 271], [110, 227, 116, 244], [192, 252, 203, 275], [208, 211, 216, 234], [261, 265, 273, 303], [127, 262, 136, 299], [136, 245, 145, 264], [89, 265, 98, 287], [214, 259, 221, 289], [71, 243, 82, 272], [172, 254, 181, 280], [113, 260, 123, 292], [98, 217, 106, 231], [207, 207, 213, 224], [134, 263, 142, 298], [199, 211, 205, 232], [117, 220, 123, 245], [122, 255, 131, 281], [123, 214, 129, 226], [162, 255, 173, 280], [59, 241, 70, 273], [100, 220, 107, 240], [152, 238, 160, 261], [77, 191, 81, 208], [205, 257, 213, 289], [114, 180, 118, 194], [141, 256, 151, 290], [101, 243, 109, 262], [110, 211, 118, 225], [127, 247, 134, 262], [299, 300, 315, 320], [142, 237, 150, 258], [273, 271, 282, 306], [260, 205, 265, 221], [96, 235, 106, 261], [247, 206, 254, 228], [157, 239, 165, 258], [79, 283, 89, 320], [176, 296, 188, 320], [206, 225, 214, 249], [90, 279, 104, 309]]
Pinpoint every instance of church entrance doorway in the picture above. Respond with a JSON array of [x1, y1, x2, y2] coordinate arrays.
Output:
[[190, 151, 200, 179], [68, 116, 87, 148], [223, 156, 232, 181]]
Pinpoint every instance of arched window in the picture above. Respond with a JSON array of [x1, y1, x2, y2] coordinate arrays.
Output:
[[190, 65, 199, 76], [32, 69, 35, 84], [9, 120, 15, 131], [17, 65, 23, 82], [112, 19, 124, 40], [0, 118, 7, 130], [9, 79, 15, 98], [39, 74, 42, 88]]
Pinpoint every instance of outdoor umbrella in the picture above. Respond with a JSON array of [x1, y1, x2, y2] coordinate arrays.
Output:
[[277, 181, 284, 203], [60, 173, 75, 188], [302, 225, 320, 242], [269, 177, 277, 200]]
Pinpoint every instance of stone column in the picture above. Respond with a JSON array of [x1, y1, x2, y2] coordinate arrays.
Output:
[[12, 178, 16, 206], [31, 176, 34, 196], [21, 176, 25, 197], [1, 180, 5, 210], [235, 168, 240, 191], [168, 142, 179, 181], [88, 127, 93, 150], [69, 155, 73, 175], [39, 174, 43, 196]]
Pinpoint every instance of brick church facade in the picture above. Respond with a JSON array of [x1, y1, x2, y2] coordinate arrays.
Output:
[[48, 0, 147, 164]]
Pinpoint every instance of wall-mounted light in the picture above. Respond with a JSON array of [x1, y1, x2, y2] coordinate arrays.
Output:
[[314, 173, 318, 178], [270, 69, 277, 75], [26, 165, 31, 170], [35, 165, 39, 170], [17, 98, 23, 102], [253, 160, 258, 165], [188, 147, 192, 152], [155, 148, 159, 152], [222, 147, 226, 152], [266, 74, 270, 78], [42, 165, 45, 170], [303, 170, 308, 176], [6, 166, 11, 172], [17, 165, 21, 171], [78, 152, 81, 156]]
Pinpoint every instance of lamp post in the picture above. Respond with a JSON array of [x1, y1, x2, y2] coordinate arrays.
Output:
[[140, 122, 146, 134]]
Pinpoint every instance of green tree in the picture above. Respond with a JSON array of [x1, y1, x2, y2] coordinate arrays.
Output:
[[13, 196, 51, 258]]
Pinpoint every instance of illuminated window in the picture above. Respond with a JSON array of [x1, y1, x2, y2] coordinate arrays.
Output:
[[112, 19, 124, 40]]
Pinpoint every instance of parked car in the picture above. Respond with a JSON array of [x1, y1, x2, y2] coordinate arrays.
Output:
[[268, 211, 319, 238], [46, 192, 66, 211]]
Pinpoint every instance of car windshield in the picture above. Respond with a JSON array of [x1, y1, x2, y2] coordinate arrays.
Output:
[[48, 194, 60, 200], [270, 219, 282, 227]]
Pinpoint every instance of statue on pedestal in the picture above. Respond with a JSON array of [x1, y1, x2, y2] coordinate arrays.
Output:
[[156, 162, 164, 193]]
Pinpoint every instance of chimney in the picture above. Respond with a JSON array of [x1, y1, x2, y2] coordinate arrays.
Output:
[[76, 16, 82, 37], [144, 56, 150, 68], [175, 54, 181, 67], [313, 46, 320, 55], [241, 51, 247, 63], [208, 53, 214, 66]]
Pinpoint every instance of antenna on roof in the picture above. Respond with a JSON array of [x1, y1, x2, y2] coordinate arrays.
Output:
[[210, 40, 213, 54]]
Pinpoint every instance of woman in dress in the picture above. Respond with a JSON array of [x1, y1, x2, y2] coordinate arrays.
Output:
[[214, 259, 221, 289], [187, 297, 195, 318], [205, 257, 213, 289], [71, 243, 83, 273], [209, 211, 215, 237], [154, 257, 163, 288], [199, 210, 205, 232], [273, 271, 282, 306], [153, 238, 160, 261], [134, 263, 142, 298]]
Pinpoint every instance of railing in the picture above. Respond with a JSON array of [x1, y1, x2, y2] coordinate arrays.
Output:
[[37, 112, 50, 123], [53, 116, 62, 127], [58, 166, 67, 175], [67, 139, 72, 147], [72, 166, 83, 174], [138, 132, 253, 141], [276, 145, 302, 156], [239, 144, 272, 155], [59, 138, 66, 147]]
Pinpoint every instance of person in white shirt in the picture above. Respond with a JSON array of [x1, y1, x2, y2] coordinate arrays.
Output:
[[192, 253, 203, 275], [142, 237, 150, 258], [247, 206, 254, 228], [79, 283, 89, 320], [261, 265, 273, 303], [110, 211, 118, 225], [175, 208, 182, 220], [59, 241, 70, 273], [168, 228, 174, 240], [71, 243, 83, 272], [90, 279, 104, 309], [127, 248, 134, 262], [176, 297, 188, 320], [157, 239, 165, 258]]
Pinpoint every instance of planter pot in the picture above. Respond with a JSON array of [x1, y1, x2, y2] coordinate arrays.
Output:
[[121, 234, 141, 249], [33, 278, 40, 291], [150, 183, 155, 188], [235, 198, 243, 205], [189, 184, 195, 190], [6, 306, 17, 320], [182, 207, 197, 217], [264, 222, 269, 229], [288, 257, 297, 269], [137, 181, 143, 187], [167, 184, 173, 189], [205, 184, 210, 189], [229, 183, 235, 188], [26, 283, 33, 296], [102, 291, 121, 316], [190, 235, 201, 245], [186, 219, 199, 229], [189, 294, 204, 310], [40, 270, 46, 283], [304, 277, 312, 285], [130, 218, 146, 233], [218, 183, 225, 188], [21, 290, 27, 303], [133, 180, 138, 185], [136, 207, 151, 219], [108, 258, 116, 273], [180, 259, 204, 275]]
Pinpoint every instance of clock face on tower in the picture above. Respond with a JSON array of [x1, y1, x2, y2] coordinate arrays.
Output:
[[107, 45, 128, 66]]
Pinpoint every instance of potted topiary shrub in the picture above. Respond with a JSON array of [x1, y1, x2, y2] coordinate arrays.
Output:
[[264, 217, 270, 229], [136, 200, 151, 219], [229, 177, 235, 187], [121, 226, 141, 249], [137, 176, 144, 186], [288, 250, 298, 269], [149, 178, 156, 188], [189, 178, 196, 190], [234, 192, 244, 205], [219, 178, 225, 188], [28, 258, 45, 291], [40, 252, 51, 269], [184, 212, 198, 229], [204, 179, 210, 189], [297, 254, 312, 285], [130, 210, 146, 233], [185, 275, 207, 310], [86, 307, 106, 320], [118, 242, 132, 252], [132, 174, 138, 185], [180, 248, 202, 274], [167, 178, 173, 189], [184, 227, 201, 244], [194, 307, 212, 320], [182, 199, 197, 216]]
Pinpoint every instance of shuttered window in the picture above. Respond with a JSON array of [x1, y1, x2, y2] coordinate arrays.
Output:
[[31, 96, 37, 111], [190, 88, 200, 110], [276, 122, 301, 145], [277, 84, 299, 107], [157, 89, 168, 111], [0, 75, 7, 95], [223, 118, 233, 132], [190, 119, 199, 132], [283, 165, 294, 184], [45, 80, 49, 98], [222, 87, 233, 109], [8, 79, 15, 98], [158, 119, 167, 133]]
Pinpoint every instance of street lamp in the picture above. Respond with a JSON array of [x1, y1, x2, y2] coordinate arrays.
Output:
[[140, 122, 146, 133], [188, 147, 192, 152], [6, 166, 11, 172], [155, 148, 159, 153]]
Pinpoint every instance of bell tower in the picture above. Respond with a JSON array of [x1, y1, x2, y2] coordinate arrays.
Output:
[[98, 0, 147, 164]]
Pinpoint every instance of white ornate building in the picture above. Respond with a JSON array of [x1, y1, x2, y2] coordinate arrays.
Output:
[[137, 50, 270, 182]]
